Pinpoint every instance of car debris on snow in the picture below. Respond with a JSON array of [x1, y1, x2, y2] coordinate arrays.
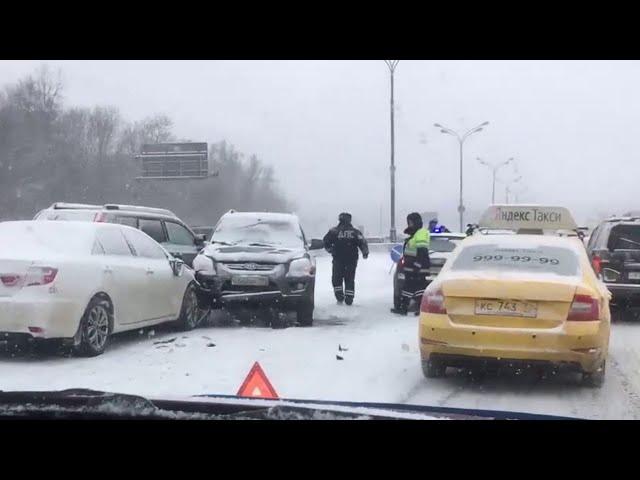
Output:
[[207, 343, 216, 348], [153, 338, 177, 345]]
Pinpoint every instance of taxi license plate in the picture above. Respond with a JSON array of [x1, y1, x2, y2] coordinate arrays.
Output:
[[629, 272, 640, 280], [475, 299, 537, 318], [231, 276, 269, 286]]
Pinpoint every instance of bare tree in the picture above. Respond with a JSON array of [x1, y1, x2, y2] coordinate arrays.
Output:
[[88, 106, 120, 162], [5, 64, 63, 118]]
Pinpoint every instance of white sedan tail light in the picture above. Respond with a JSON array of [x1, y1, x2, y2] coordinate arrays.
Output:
[[24, 267, 58, 287]]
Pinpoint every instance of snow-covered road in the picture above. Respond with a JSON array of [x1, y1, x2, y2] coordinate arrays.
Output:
[[1, 251, 640, 419]]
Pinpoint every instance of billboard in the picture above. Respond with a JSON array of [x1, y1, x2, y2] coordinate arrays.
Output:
[[136, 143, 208, 179]]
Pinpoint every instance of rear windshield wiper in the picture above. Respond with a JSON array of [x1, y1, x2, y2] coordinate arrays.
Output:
[[246, 242, 280, 247], [618, 237, 640, 248], [211, 240, 235, 246]]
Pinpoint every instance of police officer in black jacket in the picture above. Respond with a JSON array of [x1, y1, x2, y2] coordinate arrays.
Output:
[[323, 213, 369, 305]]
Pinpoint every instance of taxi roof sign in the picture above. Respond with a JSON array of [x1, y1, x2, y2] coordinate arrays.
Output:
[[478, 205, 577, 232]]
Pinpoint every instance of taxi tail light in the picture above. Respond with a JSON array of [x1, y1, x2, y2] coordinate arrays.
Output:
[[567, 294, 599, 321], [591, 255, 602, 275], [421, 288, 447, 314]]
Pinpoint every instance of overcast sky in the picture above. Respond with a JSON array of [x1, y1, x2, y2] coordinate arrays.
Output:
[[1, 60, 638, 235]]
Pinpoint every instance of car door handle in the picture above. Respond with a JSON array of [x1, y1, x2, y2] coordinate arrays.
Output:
[[146, 268, 154, 275], [104, 266, 113, 274]]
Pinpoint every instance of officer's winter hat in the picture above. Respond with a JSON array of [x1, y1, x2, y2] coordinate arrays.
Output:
[[407, 212, 423, 229], [338, 212, 352, 224]]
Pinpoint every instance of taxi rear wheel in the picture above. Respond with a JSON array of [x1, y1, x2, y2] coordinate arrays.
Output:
[[422, 357, 446, 378], [581, 361, 605, 388]]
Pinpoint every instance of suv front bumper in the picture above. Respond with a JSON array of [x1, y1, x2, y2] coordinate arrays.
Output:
[[195, 271, 315, 309]]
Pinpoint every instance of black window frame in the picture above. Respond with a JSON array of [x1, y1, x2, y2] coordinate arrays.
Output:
[[138, 217, 169, 244], [115, 215, 139, 228], [164, 219, 196, 246]]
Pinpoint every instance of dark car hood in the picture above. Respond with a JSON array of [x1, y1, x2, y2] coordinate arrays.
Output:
[[201, 244, 306, 264], [0, 390, 580, 420]]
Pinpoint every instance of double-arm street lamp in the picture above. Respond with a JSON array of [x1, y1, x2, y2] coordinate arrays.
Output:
[[434, 121, 489, 231], [477, 157, 514, 204], [505, 175, 523, 204]]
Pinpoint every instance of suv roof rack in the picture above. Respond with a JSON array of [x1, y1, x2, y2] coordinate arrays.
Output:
[[103, 204, 176, 217], [52, 202, 102, 210], [605, 216, 640, 222]]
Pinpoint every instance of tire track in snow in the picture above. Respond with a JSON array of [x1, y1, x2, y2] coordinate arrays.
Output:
[[608, 353, 640, 419]]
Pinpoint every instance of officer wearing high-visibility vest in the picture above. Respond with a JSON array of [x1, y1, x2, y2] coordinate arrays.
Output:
[[391, 212, 431, 315]]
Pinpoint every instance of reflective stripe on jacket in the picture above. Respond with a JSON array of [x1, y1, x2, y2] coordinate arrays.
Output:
[[404, 227, 430, 257]]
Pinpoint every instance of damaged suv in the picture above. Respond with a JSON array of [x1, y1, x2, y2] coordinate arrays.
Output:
[[192, 211, 324, 328]]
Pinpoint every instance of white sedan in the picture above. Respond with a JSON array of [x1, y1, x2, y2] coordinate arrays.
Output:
[[0, 221, 202, 356]]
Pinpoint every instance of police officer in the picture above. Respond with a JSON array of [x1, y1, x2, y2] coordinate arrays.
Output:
[[392, 212, 430, 315], [428, 218, 451, 233], [323, 213, 369, 305]]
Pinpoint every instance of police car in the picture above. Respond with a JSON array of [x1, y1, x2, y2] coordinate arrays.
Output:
[[418, 205, 611, 387]]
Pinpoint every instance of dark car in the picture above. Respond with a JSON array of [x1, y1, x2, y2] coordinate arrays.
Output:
[[192, 210, 324, 328], [34, 203, 206, 267], [586, 216, 640, 319], [393, 233, 466, 311]]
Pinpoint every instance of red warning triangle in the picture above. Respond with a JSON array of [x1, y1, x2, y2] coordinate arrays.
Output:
[[236, 362, 279, 399]]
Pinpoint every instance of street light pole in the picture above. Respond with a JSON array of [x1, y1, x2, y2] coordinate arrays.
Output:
[[385, 60, 399, 242], [504, 175, 522, 204], [434, 121, 489, 232], [492, 169, 497, 203], [477, 157, 514, 204]]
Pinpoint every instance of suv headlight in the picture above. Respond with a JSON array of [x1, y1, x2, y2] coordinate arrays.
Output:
[[193, 255, 216, 274], [288, 257, 315, 276]]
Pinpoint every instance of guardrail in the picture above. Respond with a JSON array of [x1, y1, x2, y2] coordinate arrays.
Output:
[[310, 242, 398, 258]]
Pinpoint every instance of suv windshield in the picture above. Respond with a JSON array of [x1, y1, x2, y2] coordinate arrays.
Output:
[[211, 216, 304, 248], [608, 224, 640, 250]]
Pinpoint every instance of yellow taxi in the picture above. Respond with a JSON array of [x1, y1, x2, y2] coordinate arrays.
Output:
[[419, 205, 611, 387]]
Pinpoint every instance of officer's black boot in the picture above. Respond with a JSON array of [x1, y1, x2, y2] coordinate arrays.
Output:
[[390, 296, 409, 315], [344, 288, 354, 306], [334, 286, 344, 304], [390, 307, 408, 315]]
